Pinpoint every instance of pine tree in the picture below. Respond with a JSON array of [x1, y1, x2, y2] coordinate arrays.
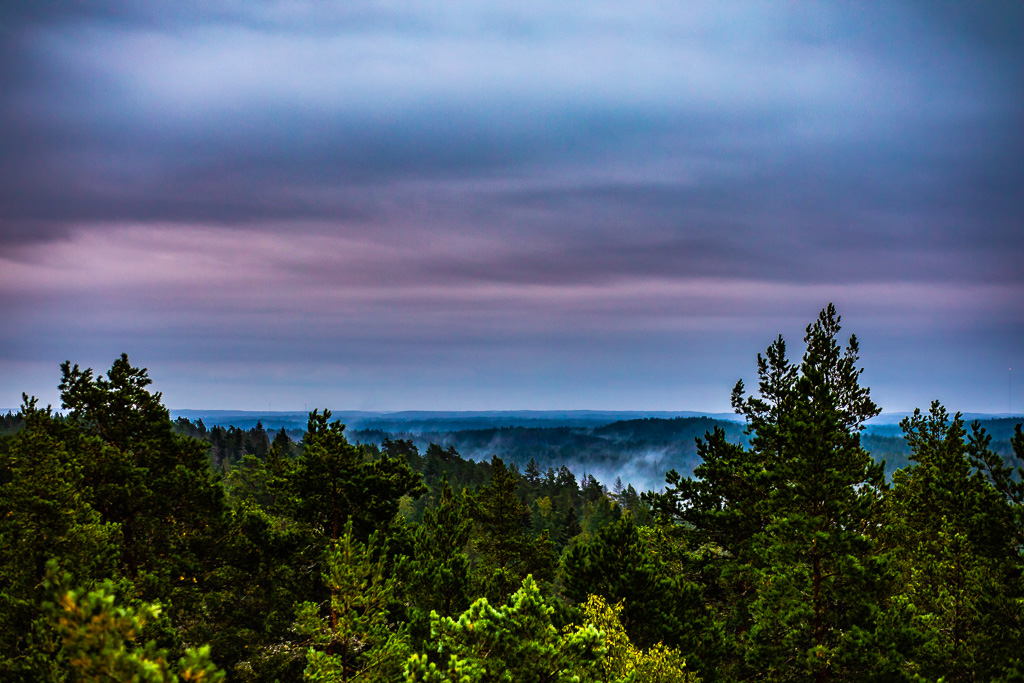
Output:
[[230, 410, 423, 678], [734, 305, 891, 682], [289, 410, 424, 543], [43, 560, 224, 682], [405, 576, 605, 683], [884, 403, 1024, 680], [47, 356, 232, 667], [0, 398, 122, 678], [472, 456, 540, 602], [576, 595, 699, 683], [58, 355, 229, 597], [652, 306, 894, 681], [295, 521, 409, 682]]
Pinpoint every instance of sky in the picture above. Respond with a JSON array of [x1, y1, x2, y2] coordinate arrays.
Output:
[[1, 1, 1022, 413]]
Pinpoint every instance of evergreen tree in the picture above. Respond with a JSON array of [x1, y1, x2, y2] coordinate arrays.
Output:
[[733, 305, 892, 682], [270, 427, 293, 461], [58, 355, 228, 597], [289, 410, 424, 543], [51, 356, 230, 664], [295, 521, 409, 682], [44, 560, 224, 682], [560, 506, 582, 547], [409, 478, 473, 623], [383, 437, 424, 472], [525, 459, 542, 488], [562, 516, 707, 667], [473, 457, 552, 602], [405, 576, 605, 683], [651, 306, 894, 681], [576, 595, 698, 683], [228, 410, 423, 679], [884, 403, 1024, 681], [0, 398, 122, 678]]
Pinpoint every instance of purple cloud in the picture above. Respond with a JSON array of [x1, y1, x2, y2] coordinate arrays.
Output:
[[1, 1, 1021, 413]]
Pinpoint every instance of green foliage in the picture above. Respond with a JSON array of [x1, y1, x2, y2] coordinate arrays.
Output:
[[291, 410, 425, 543], [4, 339, 1024, 682], [562, 516, 707, 661], [295, 521, 409, 682], [215, 410, 425, 680], [649, 305, 898, 681], [0, 398, 122, 678], [883, 403, 1024, 681], [409, 478, 473, 622], [405, 576, 605, 683], [59, 355, 229, 610], [733, 305, 892, 682], [575, 594, 699, 683], [44, 560, 224, 682], [472, 457, 556, 602]]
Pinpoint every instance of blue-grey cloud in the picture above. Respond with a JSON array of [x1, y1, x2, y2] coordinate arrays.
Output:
[[1, 1, 1021, 412]]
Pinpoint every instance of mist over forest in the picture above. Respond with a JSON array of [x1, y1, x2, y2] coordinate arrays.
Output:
[[149, 410, 1024, 493]]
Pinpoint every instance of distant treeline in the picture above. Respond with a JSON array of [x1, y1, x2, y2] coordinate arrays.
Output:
[[162, 412, 1022, 487]]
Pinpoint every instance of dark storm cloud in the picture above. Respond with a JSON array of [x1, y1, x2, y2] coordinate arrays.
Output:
[[1, 1, 1021, 411]]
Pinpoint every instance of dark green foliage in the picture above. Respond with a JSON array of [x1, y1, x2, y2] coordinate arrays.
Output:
[[212, 409, 425, 680], [562, 516, 707, 665], [59, 355, 229, 596], [28, 356, 230, 665], [351, 417, 748, 492], [643, 427, 766, 676], [382, 436, 425, 472], [287, 409, 425, 543], [43, 560, 225, 682], [295, 521, 409, 682], [421, 442, 491, 492], [648, 305, 900, 682], [409, 478, 473, 621], [472, 456, 556, 602], [883, 403, 1024, 681], [560, 506, 582, 546], [0, 399, 121, 678], [0, 410, 24, 435], [733, 305, 893, 682]]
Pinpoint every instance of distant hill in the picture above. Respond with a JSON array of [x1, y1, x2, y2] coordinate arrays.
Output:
[[169, 409, 740, 432], [167, 409, 1022, 490], [349, 416, 750, 492]]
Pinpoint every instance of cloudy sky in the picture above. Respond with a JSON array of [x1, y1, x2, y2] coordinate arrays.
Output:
[[1, 1, 1022, 413]]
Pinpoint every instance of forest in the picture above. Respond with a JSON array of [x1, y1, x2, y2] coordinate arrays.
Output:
[[2, 305, 1023, 682]]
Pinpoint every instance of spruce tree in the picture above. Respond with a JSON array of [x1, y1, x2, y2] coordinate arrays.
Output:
[[409, 478, 473, 624]]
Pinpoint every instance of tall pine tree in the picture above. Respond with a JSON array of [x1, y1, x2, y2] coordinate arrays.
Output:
[[736, 305, 892, 682]]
